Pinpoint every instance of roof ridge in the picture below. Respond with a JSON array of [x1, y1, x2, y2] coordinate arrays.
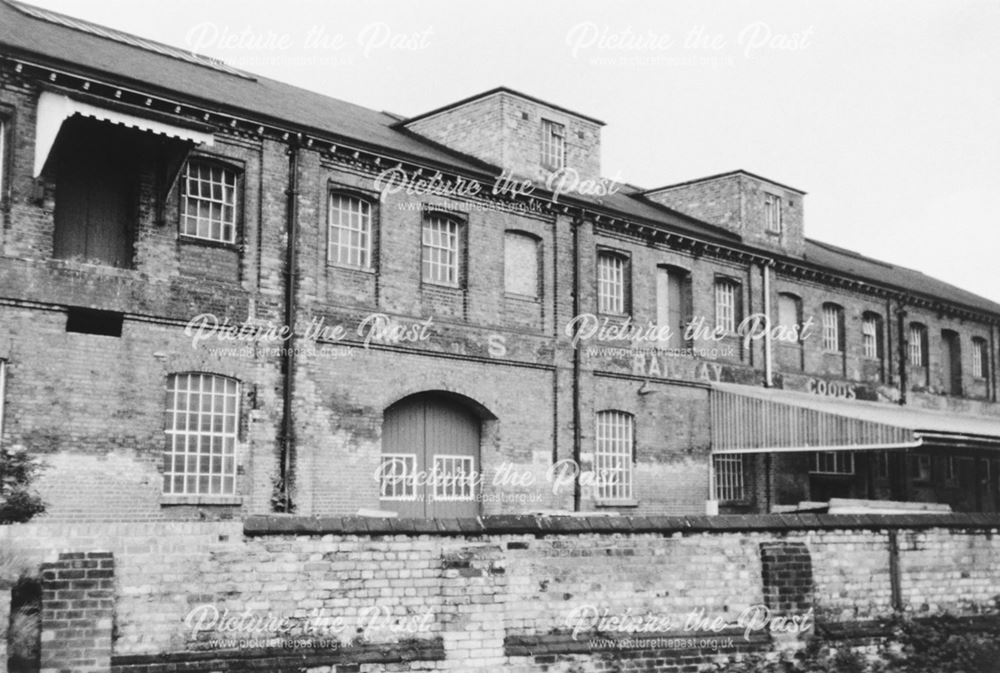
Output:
[[5, 0, 256, 80]]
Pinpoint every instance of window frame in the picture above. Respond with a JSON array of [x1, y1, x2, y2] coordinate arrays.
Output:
[[909, 323, 928, 368], [714, 277, 742, 335], [503, 230, 542, 299], [596, 249, 630, 316], [811, 451, 855, 475], [594, 410, 635, 504], [540, 119, 566, 171], [179, 157, 242, 247], [421, 212, 465, 288], [162, 372, 241, 499], [862, 312, 884, 360], [821, 303, 844, 353], [764, 192, 783, 234], [972, 337, 989, 379], [327, 189, 377, 271], [713, 454, 746, 503]]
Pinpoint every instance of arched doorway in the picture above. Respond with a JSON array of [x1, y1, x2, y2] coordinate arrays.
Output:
[[380, 392, 483, 518]]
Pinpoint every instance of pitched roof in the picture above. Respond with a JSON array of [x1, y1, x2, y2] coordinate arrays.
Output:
[[399, 86, 607, 127], [644, 169, 807, 196], [0, 0, 996, 316], [804, 239, 1000, 314], [0, 0, 492, 173]]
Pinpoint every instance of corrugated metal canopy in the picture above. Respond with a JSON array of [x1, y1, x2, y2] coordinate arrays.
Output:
[[711, 383, 1000, 454]]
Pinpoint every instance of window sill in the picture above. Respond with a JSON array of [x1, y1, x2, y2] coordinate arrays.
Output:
[[504, 292, 541, 303], [328, 263, 375, 274], [161, 495, 242, 506], [421, 281, 464, 291], [178, 235, 240, 252], [595, 499, 639, 508]]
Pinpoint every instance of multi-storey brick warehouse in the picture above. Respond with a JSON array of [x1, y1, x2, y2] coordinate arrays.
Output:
[[2, 0, 1000, 523]]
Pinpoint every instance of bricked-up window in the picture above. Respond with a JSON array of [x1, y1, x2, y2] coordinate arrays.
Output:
[[181, 161, 238, 244], [909, 323, 928, 367], [862, 312, 884, 360], [163, 373, 239, 496], [822, 303, 844, 353], [812, 451, 854, 475], [504, 231, 540, 297], [597, 251, 629, 315], [713, 454, 745, 502], [764, 193, 782, 233], [973, 337, 989, 378], [422, 215, 461, 287], [328, 193, 373, 269], [595, 411, 634, 502], [714, 278, 741, 333], [541, 119, 565, 170]]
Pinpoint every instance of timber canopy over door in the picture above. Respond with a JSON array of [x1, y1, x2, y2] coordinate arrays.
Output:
[[380, 393, 480, 518], [53, 119, 135, 268]]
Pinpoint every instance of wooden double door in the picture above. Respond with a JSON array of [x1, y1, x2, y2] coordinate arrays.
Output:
[[380, 393, 480, 518]]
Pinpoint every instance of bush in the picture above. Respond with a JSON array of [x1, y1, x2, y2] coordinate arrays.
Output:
[[0, 444, 46, 524]]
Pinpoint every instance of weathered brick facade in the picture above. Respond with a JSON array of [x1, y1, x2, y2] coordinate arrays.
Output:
[[2, 2, 1000, 529]]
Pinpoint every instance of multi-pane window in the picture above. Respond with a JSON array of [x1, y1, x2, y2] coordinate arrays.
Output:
[[597, 252, 627, 314], [812, 451, 855, 475], [163, 373, 239, 496], [822, 303, 844, 352], [432, 455, 475, 501], [328, 193, 373, 269], [421, 215, 461, 286], [541, 119, 565, 170], [713, 454, 745, 502], [764, 193, 782, 233], [595, 411, 634, 501], [715, 279, 740, 333], [504, 231, 540, 297], [909, 323, 927, 367], [862, 313, 883, 359], [181, 161, 238, 244], [973, 337, 989, 378], [379, 454, 416, 501]]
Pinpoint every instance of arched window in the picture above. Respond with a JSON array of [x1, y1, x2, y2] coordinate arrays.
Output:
[[163, 373, 239, 496], [504, 231, 540, 298], [862, 312, 884, 360], [821, 303, 844, 353], [597, 250, 630, 315], [973, 337, 989, 379], [714, 278, 742, 333], [595, 410, 634, 502], [422, 214, 463, 287], [328, 192, 375, 269], [909, 323, 928, 367]]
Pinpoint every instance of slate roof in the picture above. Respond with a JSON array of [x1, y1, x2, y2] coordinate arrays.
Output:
[[1, 0, 996, 315]]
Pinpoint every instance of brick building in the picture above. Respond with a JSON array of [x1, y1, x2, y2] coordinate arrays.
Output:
[[1, 0, 999, 524]]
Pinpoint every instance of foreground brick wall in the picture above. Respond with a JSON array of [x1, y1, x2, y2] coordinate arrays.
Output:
[[39, 552, 114, 673], [2, 515, 1000, 672]]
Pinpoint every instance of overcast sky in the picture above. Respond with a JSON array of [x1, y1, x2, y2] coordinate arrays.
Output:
[[27, 0, 1000, 302]]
